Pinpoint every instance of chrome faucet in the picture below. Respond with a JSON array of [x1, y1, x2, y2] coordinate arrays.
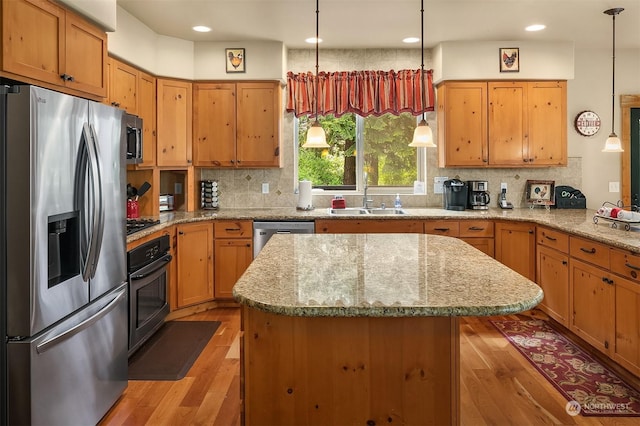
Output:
[[362, 171, 373, 208]]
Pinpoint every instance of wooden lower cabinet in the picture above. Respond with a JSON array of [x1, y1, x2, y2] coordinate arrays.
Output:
[[536, 245, 569, 326], [569, 258, 615, 355], [214, 239, 252, 299], [495, 221, 535, 281], [213, 220, 253, 299], [459, 237, 494, 258], [614, 277, 640, 375], [458, 220, 494, 258], [176, 222, 214, 308], [315, 219, 424, 234]]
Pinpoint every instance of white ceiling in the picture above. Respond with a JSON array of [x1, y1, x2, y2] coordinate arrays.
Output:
[[116, 0, 640, 50]]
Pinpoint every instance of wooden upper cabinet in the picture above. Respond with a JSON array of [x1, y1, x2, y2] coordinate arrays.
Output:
[[488, 81, 528, 166], [193, 81, 281, 168], [137, 70, 156, 168], [157, 78, 193, 167], [2, 0, 64, 85], [193, 83, 237, 167], [236, 82, 281, 167], [108, 58, 138, 114], [437, 80, 566, 168], [62, 10, 107, 97], [527, 81, 567, 166], [437, 82, 487, 167], [1, 0, 107, 98]]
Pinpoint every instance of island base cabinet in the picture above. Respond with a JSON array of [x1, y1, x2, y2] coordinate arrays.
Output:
[[241, 306, 460, 425]]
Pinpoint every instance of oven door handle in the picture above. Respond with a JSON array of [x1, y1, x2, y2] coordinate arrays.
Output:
[[130, 254, 173, 280]]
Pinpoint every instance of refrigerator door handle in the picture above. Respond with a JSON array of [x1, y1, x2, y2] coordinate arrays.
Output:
[[87, 123, 105, 279], [75, 124, 91, 281], [35, 287, 126, 354]]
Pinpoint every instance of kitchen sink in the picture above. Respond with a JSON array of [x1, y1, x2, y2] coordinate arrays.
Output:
[[328, 208, 369, 215], [366, 208, 407, 215], [328, 208, 408, 215]]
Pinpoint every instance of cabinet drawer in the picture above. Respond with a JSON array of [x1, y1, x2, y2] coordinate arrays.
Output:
[[459, 220, 494, 237], [611, 248, 640, 283], [214, 220, 252, 238], [569, 236, 610, 269], [537, 226, 569, 253], [424, 221, 460, 237]]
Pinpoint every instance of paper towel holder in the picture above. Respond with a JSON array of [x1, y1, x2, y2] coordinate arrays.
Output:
[[297, 180, 315, 211]]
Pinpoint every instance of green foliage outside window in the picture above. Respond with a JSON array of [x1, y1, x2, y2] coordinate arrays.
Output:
[[298, 113, 417, 188]]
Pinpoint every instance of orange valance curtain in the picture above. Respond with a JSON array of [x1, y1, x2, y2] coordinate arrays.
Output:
[[286, 69, 434, 118]]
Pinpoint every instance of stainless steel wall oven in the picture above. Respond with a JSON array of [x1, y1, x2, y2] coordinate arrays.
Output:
[[127, 234, 171, 356]]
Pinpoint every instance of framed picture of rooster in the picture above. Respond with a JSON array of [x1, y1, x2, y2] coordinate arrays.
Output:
[[225, 48, 245, 73], [499, 47, 519, 72]]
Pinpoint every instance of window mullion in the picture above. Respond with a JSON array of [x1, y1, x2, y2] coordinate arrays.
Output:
[[356, 115, 365, 191]]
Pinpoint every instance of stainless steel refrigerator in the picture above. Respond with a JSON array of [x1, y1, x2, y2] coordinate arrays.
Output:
[[0, 85, 128, 425]]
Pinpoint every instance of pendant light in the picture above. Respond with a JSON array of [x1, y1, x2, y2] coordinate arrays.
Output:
[[302, 0, 329, 148], [409, 0, 435, 148], [602, 7, 624, 152]]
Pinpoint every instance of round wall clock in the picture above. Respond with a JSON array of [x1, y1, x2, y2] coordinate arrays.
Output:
[[574, 110, 601, 136]]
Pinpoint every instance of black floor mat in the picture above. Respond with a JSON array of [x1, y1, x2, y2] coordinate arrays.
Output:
[[128, 321, 220, 381]]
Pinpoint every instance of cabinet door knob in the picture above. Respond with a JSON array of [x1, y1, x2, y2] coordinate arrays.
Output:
[[179, 231, 184, 235]]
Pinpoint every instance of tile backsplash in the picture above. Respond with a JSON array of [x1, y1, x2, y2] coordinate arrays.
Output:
[[199, 156, 582, 210]]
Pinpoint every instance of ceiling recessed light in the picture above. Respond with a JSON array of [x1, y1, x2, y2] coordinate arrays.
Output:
[[193, 25, 211, 32], [403, 37, 420, 44], [525, 24, 546, 32], [305, 37, 323, 44]]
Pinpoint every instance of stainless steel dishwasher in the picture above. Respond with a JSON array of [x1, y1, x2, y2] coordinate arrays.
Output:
[[253, 221, 315, 258]]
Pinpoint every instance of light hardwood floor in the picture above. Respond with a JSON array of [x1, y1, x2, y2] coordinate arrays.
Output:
[[101, 308, 640, 426]]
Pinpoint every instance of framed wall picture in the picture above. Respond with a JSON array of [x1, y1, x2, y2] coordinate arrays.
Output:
[[225, 48, 245, 73], [499, 47, 519, 72], [526, 180, 555, 206]]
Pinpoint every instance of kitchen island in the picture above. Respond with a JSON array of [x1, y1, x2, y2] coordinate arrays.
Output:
[[233, 233, 542, 425]]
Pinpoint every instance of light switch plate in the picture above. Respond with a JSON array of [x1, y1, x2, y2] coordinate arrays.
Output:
[[609, 181, 620, 192], [262, 182, 269, 194], [433, 177, 448, 194]]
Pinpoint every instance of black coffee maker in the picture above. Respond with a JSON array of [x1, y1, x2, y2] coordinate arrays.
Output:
[[443, 179, 467, 211]]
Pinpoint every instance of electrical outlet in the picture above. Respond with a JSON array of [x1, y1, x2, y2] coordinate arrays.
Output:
[[174, 183, 182, 194], [261, 182, 269, 194], [501, 182, 507, 191], [433, 177, 448, 194], [609, 181, 620, 192]]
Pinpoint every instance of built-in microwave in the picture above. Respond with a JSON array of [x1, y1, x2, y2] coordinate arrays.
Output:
[[125, 113, 143, 164]]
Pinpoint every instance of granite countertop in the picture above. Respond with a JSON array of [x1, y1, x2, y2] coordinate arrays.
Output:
[[232, 233, 543, 317], [127, 207, 640, 254]]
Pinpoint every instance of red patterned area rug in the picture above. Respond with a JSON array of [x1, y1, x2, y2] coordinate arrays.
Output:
[[491, 319, 640, 417]]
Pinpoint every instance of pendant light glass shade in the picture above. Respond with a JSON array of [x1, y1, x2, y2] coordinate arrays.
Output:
[[602, 7, 624, 153], [303, 0, 327, 148], [409, 118, 435, 147], [603, 133, 623, 152], [411, 0, 435, 148], [303, 120, 329, 148]]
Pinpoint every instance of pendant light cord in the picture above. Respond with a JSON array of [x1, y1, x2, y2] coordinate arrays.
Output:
[[420, 0, 425, 122], [314, 0, 320, 122], [611, 11, 616, 135]]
